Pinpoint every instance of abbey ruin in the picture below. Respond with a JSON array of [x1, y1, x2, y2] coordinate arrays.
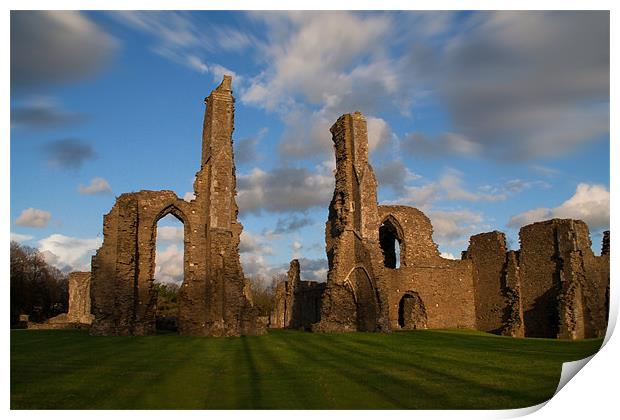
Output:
[[273, 111, 610, 339], [89, 76, 263, 336], [78, 75, 608, 339]]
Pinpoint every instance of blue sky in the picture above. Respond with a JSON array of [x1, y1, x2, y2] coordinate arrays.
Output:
[[10, 11, 610, 284]]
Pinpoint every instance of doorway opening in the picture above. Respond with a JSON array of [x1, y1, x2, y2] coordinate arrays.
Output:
[[398, 292, 427, 330], [153, 213, 185, 333]]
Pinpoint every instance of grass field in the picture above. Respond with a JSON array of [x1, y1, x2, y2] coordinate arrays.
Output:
[[10, 328, 602, 409]]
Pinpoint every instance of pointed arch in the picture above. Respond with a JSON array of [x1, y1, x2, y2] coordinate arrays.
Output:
[[379, 214, 405, 268]]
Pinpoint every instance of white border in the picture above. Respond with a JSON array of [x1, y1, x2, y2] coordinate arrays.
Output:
[[3, 2, 617, 420]]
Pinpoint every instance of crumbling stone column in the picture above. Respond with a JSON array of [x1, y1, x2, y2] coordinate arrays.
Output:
[[520, 219, 609, 339], [466, 231, 509, 333], [314, 112, 389, 333], [66, 272, 93, 324], [90, 76, 263, 337], [501, 251, 524, 337]]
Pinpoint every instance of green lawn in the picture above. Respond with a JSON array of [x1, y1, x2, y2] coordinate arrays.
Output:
[[10, 328, 602, 409]]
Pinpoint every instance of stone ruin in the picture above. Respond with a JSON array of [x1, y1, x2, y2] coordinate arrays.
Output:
[[28, 272, 93, 329], [273, 111, 610, 339], [59, 75, 607, 339], [269, 259, 325, 330], [89, 76, 264, 336]]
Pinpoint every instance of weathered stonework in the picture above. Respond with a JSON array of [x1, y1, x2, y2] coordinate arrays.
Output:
[[271, 259, 325, 330], [28, 272, 93, 329], [313, 113, 390, 332], [67, 272, 94, 324], [90, 76, 264, 336], [518, 219, 609, 339], [84, 90, 607, 340], [305, 110, 609, 339]]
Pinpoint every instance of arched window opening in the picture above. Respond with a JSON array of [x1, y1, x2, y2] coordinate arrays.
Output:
[[154, 213, 184, 333], [398, 292, 427, 330], [379, 218, 402, 269]]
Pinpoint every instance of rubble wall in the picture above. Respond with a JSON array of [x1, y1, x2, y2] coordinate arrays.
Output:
[[90, 76, 263, 336], [519, 219, 609, 338], [378, 206, 476, 331], [466, 231, 509, 333]]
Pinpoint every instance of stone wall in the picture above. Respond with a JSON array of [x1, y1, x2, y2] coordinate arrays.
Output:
[[27, 271, 93, 329], [67, 272, 93, 324], [466, 232, 509, 333], [314, 113, 389, 333], [514, 219, 609, 338], [90, 76, 263, 336], [377, 206, 476, 331], [312, 110, 608, 340], [315, 112, 476, 333], [270, 259, 326, 330]]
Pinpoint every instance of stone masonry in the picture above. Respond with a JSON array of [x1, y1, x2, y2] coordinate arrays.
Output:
[[270, 259, 325, 330], [29, 271, 93, 329], [86, 81, 607, 340], [284, 110, 611, 339], [90, 76, 264, 336], [67, 272, 94, 324]]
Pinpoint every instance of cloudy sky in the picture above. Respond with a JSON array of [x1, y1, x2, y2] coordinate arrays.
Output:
[[10, 11, 610, 284]]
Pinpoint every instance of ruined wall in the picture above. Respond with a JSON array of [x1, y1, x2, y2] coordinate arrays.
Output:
[[67, 272, 93, 324], [378, 206, 476, 331], [90, 76, 263, 337], [519, 219, 609, 339], [270, 259, 325, 330], [314, 113, 389, 333], [315, 112, 477, 333], [29, 271, 94, 329], [502, 251, 524, 337], [465, 232, 509, 333]]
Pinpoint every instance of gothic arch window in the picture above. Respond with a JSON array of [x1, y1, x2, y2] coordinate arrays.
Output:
[[379, 216, 403, 269]]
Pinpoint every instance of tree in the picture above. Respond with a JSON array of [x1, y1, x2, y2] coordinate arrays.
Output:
[[10, 241, 68, 326], [246, 274, 285, 317]]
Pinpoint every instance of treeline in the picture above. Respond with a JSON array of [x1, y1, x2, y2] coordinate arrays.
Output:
[[152, 276, 283, 318], [10, 241, 68, 326], [247, 274, 285, 317]]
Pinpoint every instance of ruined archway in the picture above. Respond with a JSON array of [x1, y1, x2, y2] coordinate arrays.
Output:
[[398, 292, 427, 330], [90, 76, 265, 337], [379, 216, 404, 269], [349, 267, 379, 332], [152, 213, 185, 333]]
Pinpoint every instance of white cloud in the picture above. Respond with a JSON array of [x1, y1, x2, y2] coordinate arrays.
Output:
[[158, 226, 184, 243], [239, 230, 273, 255], [15, 208, 52, 228], [11, 233, 34, 242], [396, 169, 508, 208], [183, 191, 195, 202], [111, 11, 248, 81], [241, 253, 286, 280], [508, 183, 610, 229], [440, 252, 456, 260], [367, 116, 394, 152], [292, 241, 303, 258], [38, 234, 102, 271], [154, 244, 184, 285], [78, 177, 112, 194], [241, 12, 392, 111], [237, 161, 334, 214], [507, 208, 551, 230], [429, 209, 484, 247]]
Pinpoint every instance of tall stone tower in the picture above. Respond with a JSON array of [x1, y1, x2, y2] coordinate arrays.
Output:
[[314, 112, 389, 332], [90, 76, 263, 336]]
